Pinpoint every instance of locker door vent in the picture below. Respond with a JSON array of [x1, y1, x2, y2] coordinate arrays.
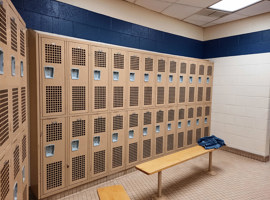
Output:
[[188, 108, 194, 118], [0, 89, 9, 146], [10, 18, 17, 51], [45, 44, 61, 64], [129, 114, 138, 128], [72, 120, 85, 137], [199, 65, 204, 75], [180, 63, 186, 74], [196, 128, 201, 141], [94, 86, 106, 109], [129, 143, 137, 163], [178, 132, 184, 148], [167, 134, 174, 151], [46, 86, 62, 113], [170, 61, 176, 73], [197, 107, 202, 117], [143, 139, 151, 158], [205, 106, 210, 116], [207, 66, 212, 76], [179, 87, 185, 103], [95, 51, 106, 68], [46, 161, 62, 190], [187, 130, 193, 145], [130, 87, 138, 106], [188, 87, 195, 103], [0, 5, 7, 44], [178, 108, 185, 120], [158, 59, 165, 72], [94, 117, 106, 134], [169, 87, 175, 103], [20, 30, 25, 57], [22, 135, 26, 162], [144, 87, 152, 105], [113, 87, 123, 108], [94, 150, 105, 174], [1, 161, 9, 200], [156, 110, 164, 123], [190, 64, 196, 74], [72, 86, 86, 111], [130, 56, 139, 70], [13, 146, 19, 179], [156, 136, 163, 155], [114, 53, 124, 69], [157, 87, 164, 105], [46, 123, 62, 142], [12, 88, 19, 132], [145, 58, 153, 71], [112, 146, 122, 168], [206, 87, 211, 101], [113, 115, 123, 130], [23, 185, 27, 200], [72, 48, 86, 66], [72, 155, 85, 181], [144, 112, 151, 125], [197, 87, 203, 102], [21, 87, 26, 123], [168, 109, 174, 121], [204, 127, 209, 137]]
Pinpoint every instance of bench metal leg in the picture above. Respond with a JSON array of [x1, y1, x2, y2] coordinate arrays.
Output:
[[158, 171, 162, 197], [208, 152, 212, 172]]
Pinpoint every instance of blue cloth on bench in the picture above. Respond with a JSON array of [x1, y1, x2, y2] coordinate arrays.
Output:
[[197, 135, 225, 149]]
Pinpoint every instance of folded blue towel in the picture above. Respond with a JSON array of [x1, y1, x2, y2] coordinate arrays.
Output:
[[197, 135, 225, 149]]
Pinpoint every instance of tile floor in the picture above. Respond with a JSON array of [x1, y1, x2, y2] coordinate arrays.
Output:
[[60, 150, 270, 200]]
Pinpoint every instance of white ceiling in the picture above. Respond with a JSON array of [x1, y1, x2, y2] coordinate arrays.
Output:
[[123, 0, 270, 27]]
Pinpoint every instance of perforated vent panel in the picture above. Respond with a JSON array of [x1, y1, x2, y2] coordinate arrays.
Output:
[[187, 130, 193, 145], [205, 106, 210, 116], [113, 115, 123, 130], [196, 128, 201, 142], [180, 63, 186, 74], [46, 123, 62, 142], [129, 143, 137, 163], [144, 87, 152, 105], [94, 86, 106, 109], [94, 150, 105, 174], [95, 51, 106, 68], [178, 109, 185, 120], [94, 117, 106, 134], [197, 87, 203, 102], [129, 114, 138, 128], [178, 132, 184, 148], [169, 87, 175, 103], [197, 107, 202, 117], [72, 155, 85, 181], [10, 19, 17, 51], [72, 120, 85, 137], [167, 134, 174, 151], [204, 127, 209, 137], [12, 88, 19, 132], [130, 87, 139, 107], [144, 112, 151, 125], [179, 87, 185, 103], [0, 89, 9, 146], [156, 110, 164, 123], [207, 66, 212, 76], [21, 87, 26, 123], [1, 161, 9, 200], [168, 110, 174, 121], [112, 146, 122, 168], [0, 5, 7, 44], [206, 87, 211, 101], [72, 48, 86, 66], [157, 87, 164, 105], [72, 86, 86, 111], [46, 86, 62, 113], [199, 65, 204, 75], [46, 161, 62, 190], [113, 87, 123, 108], [189, 87, 195, 102], [20, 30, 25, 56], [143, 139, 151, 158], [145, 58, 153, 71], [130, 56, 139, 70], [22, 135, 26, 162], [170, 61, 176, 73], [188, 108, 194, 118], [114, 53, 124, 69], [156, 136, 163, 155], [13, 145, 19, 179], [158, 59, 165, 72], [190, 64, 196, 74], [45, 44, 62, 64]]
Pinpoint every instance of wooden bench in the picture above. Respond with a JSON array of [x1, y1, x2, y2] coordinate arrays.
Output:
[[136, 145, 216, 198], [97, 185, 130, 200]]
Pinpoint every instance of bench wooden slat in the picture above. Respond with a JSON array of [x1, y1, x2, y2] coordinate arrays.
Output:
[[97, 185, 130, 200]]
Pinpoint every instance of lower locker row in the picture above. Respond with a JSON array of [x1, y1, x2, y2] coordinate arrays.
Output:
[[41, 105, 211, 195]]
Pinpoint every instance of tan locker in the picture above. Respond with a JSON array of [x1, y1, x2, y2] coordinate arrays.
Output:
[[68, 42, 89, 114], [196, 63, 205, 104], [0, 147, 12, 200], [176, 106, 186, 149], [205, 65, 214, 86], [42, 118, 66, 195], [187, 61, 197, 105], [186, 105, 195, 146], [178, 60, 188, 105], [91, 46, 109, 112], [195, 105, 204, 143], [41, 37, 66, 117], [20, 133, 28, 200], [165, 108, 177, 153], [109, 112, 126, 173], [91, 113, 108, 179], [153, 109, 166, 157], [155, 56, 167, 107], [110, 49, 127, 111], [127, 51, 142, 109], [68, 115, 88, 186], [126, 110, 141, 168], [203, 104, 212, 137], [167, 57, 178, 106], [142, 54, 155, 108]]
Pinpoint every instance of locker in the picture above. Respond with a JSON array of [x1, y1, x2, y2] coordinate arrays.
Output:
[[178, 60, 188, 105], [204, 65, 213, 103], [187, 62, 197, 105], [0, 146, 12, 200], [167, 57, 178, 105], [176, 106, 186, 149], [165, 108, 177, 152], [153, 109, 166, 157], [196, 63, 205, 104], [155, 56, 167, 107], [195, 105, 204, 143], [205, 65, 214, 86], [203, 104, 212, 137], [20, 133, 28, 200], [186, 105, 195, 146]]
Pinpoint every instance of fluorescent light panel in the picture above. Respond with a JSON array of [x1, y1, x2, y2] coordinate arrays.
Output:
[[209, 0, 262, 12]]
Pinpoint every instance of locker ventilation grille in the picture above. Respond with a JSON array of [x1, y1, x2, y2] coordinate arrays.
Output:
[[179, 87, 185, 103], [188, 108, 194, 118], [12, 88, 19, 132], [1, 161, 9, 200], [180, 63, 186, 74], [72, 120, 85, 137], [178, 109, 185, 120], [21, 87, 26, 123], [130, 56, 139, 70], [168, 110, 174, 121], [197, 107, 202, 117], [13, 145, 19, 179], [157, 87, 164, 105], [23, 185, 27, 200], [46, 122, 62, 142], [129, 143, 137, 163], [188, 87, 195, 103], [113, 115, 123, 130], [114, 53, 124, 69], [72, 86, 86, 111], [72, 48, 86, 66], [156, 136, 163, 155], [94, 86, 106, 109], [143, 139, 151, 158], [129, 114, 138, 128], [20, 30, 25, 56], [94, 117, 106, 134], [72, 155, 85, 181], [0, 5, 7, 44], [22, 135, 26, 162], [167, 134, 174, 151], [144, 87, 152, 105], [94, 150, 105, 174], [158, 59, 165, 72], [0, 89, 9, 146], [178, 132, 184, 148], [187, 130, 193, 145], [207, 66, 212, 76], [145, 58, 153, 71], [45, 44, 62, 64], [46, 86, 62, 113], [113, 87, 123, 108], [95, 51, 106, 68], [206, 87, 211, 101], [205, 106, 210, 116], [204, 127, 209, 137], [46, 161, 62, 190], [112, 146, 123, 168], [170, 61, 176, 73], [156, 110, 164, 123], [196, 128, 201, 141], [199, 65, 204, 75], [130, 87, 139, 106], [144, 112, 151, 125], [197, 87, 203, 102], [169, 87, 175, 103], [190, 64, 196, 74], [10, 19, 17, 51]]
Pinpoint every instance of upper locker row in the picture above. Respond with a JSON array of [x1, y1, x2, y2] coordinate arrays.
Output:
[[41, 37, 213, 117]]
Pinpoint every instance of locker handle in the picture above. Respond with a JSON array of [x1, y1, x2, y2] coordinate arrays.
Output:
[[67, 165, 69, 168]]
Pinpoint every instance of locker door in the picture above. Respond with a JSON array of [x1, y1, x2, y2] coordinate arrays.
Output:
[[20, 133, 28, 200], [186, 106, 195, 146], [176, 106, 186, 149], [195, 105, 204, 143], [153, 109, 165, 157], [167, 57, 178, 106], [0, 149, 12, 200], [204, 65, 213, 103], [165, 108, 177, 153], [203, 104, 212, 137], [197, 64, 205, 104], [187, 61, 197, 105], [155, 56, 167, 107], [141, 109, 153, 161], [178, 61, 188, 105]]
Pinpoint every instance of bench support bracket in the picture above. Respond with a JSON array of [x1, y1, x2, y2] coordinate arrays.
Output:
[[158, 171, 162, 197]]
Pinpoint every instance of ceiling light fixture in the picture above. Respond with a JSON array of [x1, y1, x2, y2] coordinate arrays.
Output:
[[209, 0, 262, 12]]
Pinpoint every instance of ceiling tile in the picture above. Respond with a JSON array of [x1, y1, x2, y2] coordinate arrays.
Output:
[[236, 1, 270, 16], [124, 0, 136, 3], [202, 21, 219, 27], [176, 0, 220, 8], [184, 14, 217, 26], [212, 13, 248, 24], [135, 0, 171, 12]]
